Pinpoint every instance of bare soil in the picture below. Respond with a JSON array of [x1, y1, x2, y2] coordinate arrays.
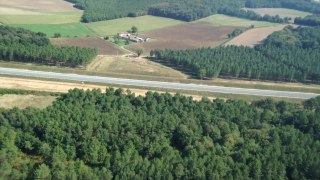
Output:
[[225, 25, 286, 47], [0, 0, 80, 12], [125, 22, 238, 52], [51, 37, 125, 55]]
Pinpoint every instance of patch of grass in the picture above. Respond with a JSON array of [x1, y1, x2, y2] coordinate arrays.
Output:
[[245, 8, 311, 18], [0, 88, 61, 96], [86, 56, 187, 78], [0, 94, 56, 109], [13, 23, 94, 37], [0, 12, 82, 24], [86, 15, 184, 36], [198, 14, 278, 28]]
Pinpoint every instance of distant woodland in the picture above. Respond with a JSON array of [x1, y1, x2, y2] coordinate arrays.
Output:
[[295, 15, 320, 26], [0, 88, 319, 179], [151, 26, 320, 82], [0, 26, 97, 66], [65, 0, 320, 22]]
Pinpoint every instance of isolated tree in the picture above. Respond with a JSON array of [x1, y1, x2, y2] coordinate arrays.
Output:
[[131, 26, 138, 33], [53, 33, 62, 38], [136, 48, 144, 57]]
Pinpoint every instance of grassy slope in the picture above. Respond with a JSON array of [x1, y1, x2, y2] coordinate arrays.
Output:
[[86, 15, 184, 36], [86, 56, 187, 78], [0, 94, 56, 109], [14, 23, 93, 37], [198, 14, 278, 27]]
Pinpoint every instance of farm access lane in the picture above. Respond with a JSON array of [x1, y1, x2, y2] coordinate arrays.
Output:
[[0, 67, 318, 99]]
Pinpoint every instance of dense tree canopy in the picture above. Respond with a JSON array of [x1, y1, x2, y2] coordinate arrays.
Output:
[[65, 0, 319, 22], [295, 15, 320, 26], [0, 26, 97, 66], [0, 88, 319, 179], [151, 26, 320, 82]]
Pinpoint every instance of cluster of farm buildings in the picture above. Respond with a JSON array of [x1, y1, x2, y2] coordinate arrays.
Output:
[[118, 32, 149, 43]]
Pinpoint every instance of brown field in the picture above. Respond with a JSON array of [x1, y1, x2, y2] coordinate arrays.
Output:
[[0, 94, 56, 109], [225, 25, 286, 47], [0, 0, 79, 12], [51, 37, 126, 55], [125, 22, 237, 52]]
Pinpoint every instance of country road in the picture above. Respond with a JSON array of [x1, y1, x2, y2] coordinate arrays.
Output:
[[0, 67, 318, 99]]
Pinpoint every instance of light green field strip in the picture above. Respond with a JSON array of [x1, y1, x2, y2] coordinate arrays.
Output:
[[0, 11, 82, 24], [86, 15, 184, 36], [244, 8, 311, 18], [13, 23, 94, 37], [198, 14, 278, 28]]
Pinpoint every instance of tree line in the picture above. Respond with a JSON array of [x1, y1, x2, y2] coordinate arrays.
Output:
[[0, 26, 97, 66], [245, 0, 320, 14], [65, 0, 319, 22], [295, 15, 320, 26], [150, 26, 320, 82], [0, 88, 319, 179], [218, 8, 290, 23]]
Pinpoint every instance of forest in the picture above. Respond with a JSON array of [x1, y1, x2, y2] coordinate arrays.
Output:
[[65, 0, 320, 22], [0, 26, 97, 66], [150, 26, 320, 82], [0, 88, 319, 179], [295, 15, 320, 26]]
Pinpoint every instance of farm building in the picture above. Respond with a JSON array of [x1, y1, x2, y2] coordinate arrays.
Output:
[[118, 32, 149, 43]]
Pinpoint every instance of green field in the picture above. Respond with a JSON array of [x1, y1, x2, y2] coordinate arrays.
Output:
[[0, 12, 83, 24], [13, 23, 93, 37], [198, 14, 278, 28], [86, 15, 184, 36]]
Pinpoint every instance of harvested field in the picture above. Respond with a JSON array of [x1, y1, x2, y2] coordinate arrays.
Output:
[[225, 25, 287, 47], [0, 0, 80, 12], [125, 22, 237, 51], [0, 94, 56, 109], [86, 55, 187, 78], [243, 8, 311, 19], [51, 37, 125, 55]]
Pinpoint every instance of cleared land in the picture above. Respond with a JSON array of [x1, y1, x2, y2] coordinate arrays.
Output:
[[198, 14, 278, 27], [51, 37, 125, 55], [125, 22, 236, 52], [86, 15, 184, 36], [226, 25, 287, 47], [243, 8, 311, 19], [87, 55, 187, 78], [0, 0, 79, 12], [0, 94, 56, 109]]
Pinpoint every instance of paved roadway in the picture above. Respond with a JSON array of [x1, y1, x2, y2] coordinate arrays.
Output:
[[0, 67, 318, 99]]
